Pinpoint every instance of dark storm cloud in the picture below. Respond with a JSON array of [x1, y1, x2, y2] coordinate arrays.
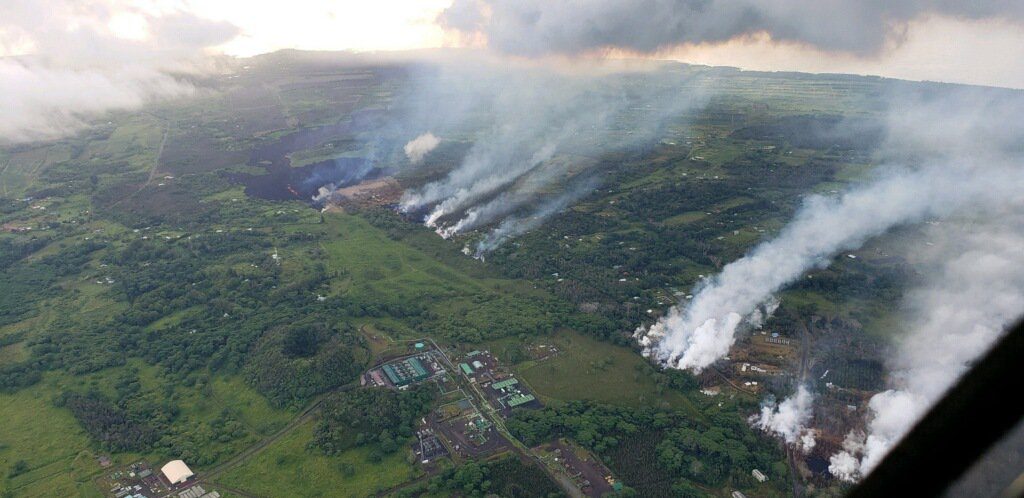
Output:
[[440, 0, 1024, 56]]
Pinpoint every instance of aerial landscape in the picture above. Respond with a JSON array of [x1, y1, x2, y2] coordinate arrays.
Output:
[[1, 2, 1023, 497]]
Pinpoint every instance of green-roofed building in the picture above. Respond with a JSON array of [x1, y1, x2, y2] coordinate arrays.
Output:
[[382, 357, 429, 386], [491, 378, 519, 390], [459, 363, 474, 375], [507, 393, 536, 407]]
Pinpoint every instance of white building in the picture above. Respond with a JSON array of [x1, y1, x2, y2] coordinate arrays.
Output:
[[161, 460, 194, 485], [752, 469, 768, 482]]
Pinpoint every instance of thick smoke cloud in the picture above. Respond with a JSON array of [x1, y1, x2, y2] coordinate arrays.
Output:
[[397, 57, 708, 252], [829, 221, 1024, 481], [0, 0, 237, 142], [753, 384, 816, 453], [636, 88, 1024, 373], [441, 0, 1024, 57]]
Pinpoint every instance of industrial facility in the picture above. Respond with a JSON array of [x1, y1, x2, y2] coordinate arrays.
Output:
[[381, 356, 429, 386]]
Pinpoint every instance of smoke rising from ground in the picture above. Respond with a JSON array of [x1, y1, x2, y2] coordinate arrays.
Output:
[[441, 0, 1024, 57], [829, 221, 1024, 481], [472, 176, 600, 257], [403, 132, 440, 164], [0, 0, 237, 142], [753, 385, 816, 453], [397, 57, 708, 252], [636, 88, 1024, 373]]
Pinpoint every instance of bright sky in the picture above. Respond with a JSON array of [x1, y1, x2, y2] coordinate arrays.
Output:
[[184, 0, 454, 56]]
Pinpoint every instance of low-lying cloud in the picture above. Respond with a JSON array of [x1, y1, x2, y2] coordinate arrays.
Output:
[[0, 0, 237, 142]]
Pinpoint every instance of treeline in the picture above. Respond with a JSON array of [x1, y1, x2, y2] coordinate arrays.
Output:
[[312, 385, 435, 461]]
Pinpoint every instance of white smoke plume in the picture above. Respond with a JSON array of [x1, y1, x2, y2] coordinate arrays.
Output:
[[473, 176, 600, 256], [636, 88, 1024, 373], [397, 56, 708, 247], [403, 132, 440, 164], [0, 1, 237, 142], [311, 183, 337, 204], [829, 221, 1024, 481], [436, 189, 529, 239], [753, 385, 817, 453]]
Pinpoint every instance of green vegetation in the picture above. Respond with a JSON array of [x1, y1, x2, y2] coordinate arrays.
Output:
[[508, 401, 789, 497], [518, 330, 699, 414], [313, 385, 435, 458], [396, 457, 564, 498], [0, 52, 925, 497], [217, 419, 420, 497]]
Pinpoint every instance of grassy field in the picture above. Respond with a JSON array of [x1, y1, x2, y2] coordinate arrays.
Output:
[[216, 419, 420, 497], [0, 373, 104, 497], [318, 212, 493, 302], [516, 330, 701, 417]]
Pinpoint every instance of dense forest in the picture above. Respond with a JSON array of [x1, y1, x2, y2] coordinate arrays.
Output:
[[313, 385, 436, 460], [508, 401, 790, 496]]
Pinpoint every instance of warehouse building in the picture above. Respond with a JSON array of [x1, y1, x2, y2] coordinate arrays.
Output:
[[160, 460, 193, 485], [382, 357, 429, 386]]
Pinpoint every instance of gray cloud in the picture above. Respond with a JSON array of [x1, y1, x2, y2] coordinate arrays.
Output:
[[441, 0, 1024, 56]]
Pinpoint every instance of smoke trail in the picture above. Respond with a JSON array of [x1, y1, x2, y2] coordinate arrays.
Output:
[[417, 140, 561, 227], [473, 177, 600, 256], [636, 88, 1024, 373], [829, 221, 1024, 481], [436, 189, 529, 238], [398, 58, 708, 240], [637, 164, 1024, 371], [404, 132, 440, 164], [753, 385, 816, 452], [436, 154, 593, 237]]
